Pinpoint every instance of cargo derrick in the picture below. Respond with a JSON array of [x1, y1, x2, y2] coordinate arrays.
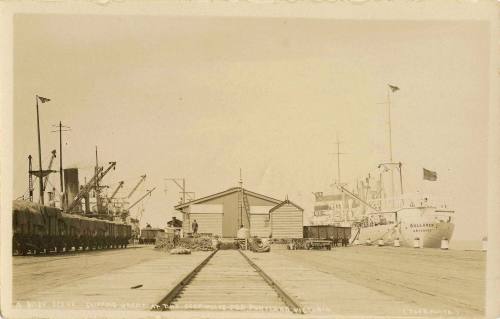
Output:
[[108, 181, 125, 204], [28, 150, 57, 203], [127, 174, 146, 199], [105, 181, 124, 215], [42, 150, 57, 192], [128, 187, 156, 211], [122, 187, 156, 224], [113, 174, 147, 222], [66, 161, 116, 215]]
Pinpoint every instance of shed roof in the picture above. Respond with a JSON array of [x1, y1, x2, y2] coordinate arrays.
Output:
[[174, 187, 281, 210], [269, 199, 304, 213]]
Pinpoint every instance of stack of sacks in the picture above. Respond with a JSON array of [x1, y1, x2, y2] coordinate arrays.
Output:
[[154, 235, 174, 250], [177, 236, 214, 251]]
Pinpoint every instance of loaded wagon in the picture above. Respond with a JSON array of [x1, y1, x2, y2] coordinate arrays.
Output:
[[139, 227, 165, 244], [303, 225, 352, 249], [12, 200, 132, 255]]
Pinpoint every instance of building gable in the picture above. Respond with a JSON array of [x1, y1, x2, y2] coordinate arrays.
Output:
[[269, 199, 304, 213], [174, 187, 281, 211]]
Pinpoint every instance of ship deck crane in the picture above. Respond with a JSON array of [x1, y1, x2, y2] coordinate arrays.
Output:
[[43, 150, 57, 191], [127, 174, 146, 199], [66, 161, 116, 213], [108, 181, 124, 203], [29, 150, 57, 194], [336, 184, 380, 213], [106, 181, 124, 214], [127, 187, 156, 211]]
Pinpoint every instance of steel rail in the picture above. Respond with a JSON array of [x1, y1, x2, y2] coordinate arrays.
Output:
[[238, 250, 304, 314], [153, 249, 218, 311]]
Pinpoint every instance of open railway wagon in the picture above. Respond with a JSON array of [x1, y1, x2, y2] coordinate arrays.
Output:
[[12, 200, 132, 255], [139, 227, 165, 244], [303, 225, 352, 248]]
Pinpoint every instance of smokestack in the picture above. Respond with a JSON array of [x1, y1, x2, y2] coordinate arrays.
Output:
[[64, 168, 80, 212]]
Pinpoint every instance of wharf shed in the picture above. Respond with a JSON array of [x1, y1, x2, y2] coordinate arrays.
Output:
[[270, 199, 304, 239], [250, 206, 272, 238], [174, 187, 281, 238]]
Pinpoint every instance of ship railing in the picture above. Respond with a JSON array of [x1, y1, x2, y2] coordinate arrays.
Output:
[[368, 194, 450, 211]]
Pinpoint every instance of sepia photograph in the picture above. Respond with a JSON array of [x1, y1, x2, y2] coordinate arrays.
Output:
[[0, 1, 498, 319]]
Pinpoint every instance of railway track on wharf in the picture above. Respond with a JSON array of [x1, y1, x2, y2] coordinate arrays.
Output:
[[153, 249, 304, 314]]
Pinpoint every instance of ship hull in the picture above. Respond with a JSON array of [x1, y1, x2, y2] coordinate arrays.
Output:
[[352, 207, 455, 248]]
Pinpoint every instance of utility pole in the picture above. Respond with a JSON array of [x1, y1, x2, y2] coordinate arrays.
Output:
[[51, 122, 71, 198], [165, 178, 189, 204]]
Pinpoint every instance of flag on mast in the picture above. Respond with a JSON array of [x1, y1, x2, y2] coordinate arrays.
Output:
[[37, 96, 51, 103], [423, 168, 437, 181], [388, 84, 400, 93]]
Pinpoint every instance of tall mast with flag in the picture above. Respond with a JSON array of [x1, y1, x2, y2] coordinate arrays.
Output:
[[35, 95, 51, 204], [387, 85, 399, 203], [387, 84, 399, 162]]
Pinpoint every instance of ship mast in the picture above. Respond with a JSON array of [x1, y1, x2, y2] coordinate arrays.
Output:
[[387, 85, 402, 199], [331, 133, 346, 186], [383, 85, 405, 208], [335, 134, 343, 184], [388, 86, 395, 201], [331, 134, 348, 223], [238, 168, 243, 228], [387, 88, 394, 162]]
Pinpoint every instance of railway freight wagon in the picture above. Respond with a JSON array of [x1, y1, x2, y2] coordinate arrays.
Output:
[[303, 225, 352, 241], [12, 200, 132, 255], [139, 227, 165, 244]]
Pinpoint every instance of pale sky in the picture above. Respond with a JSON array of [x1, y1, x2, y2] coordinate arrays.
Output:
[[13, 15, 490, 240]]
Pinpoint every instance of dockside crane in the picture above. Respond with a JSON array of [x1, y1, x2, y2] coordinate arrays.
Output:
[[66, 161, 116, 213]]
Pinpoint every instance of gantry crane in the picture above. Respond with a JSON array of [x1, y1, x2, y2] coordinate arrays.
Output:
[[66, 161, 116, 213]]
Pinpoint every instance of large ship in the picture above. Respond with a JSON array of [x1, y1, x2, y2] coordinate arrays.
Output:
[[311, 169, 455, 248], [311, 85, 455, 248]]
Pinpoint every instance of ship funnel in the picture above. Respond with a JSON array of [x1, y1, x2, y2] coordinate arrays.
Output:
[[64, 168, 80, 212]]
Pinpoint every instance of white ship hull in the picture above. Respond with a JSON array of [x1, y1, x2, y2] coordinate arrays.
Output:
[[352, 207, 455, 248]]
